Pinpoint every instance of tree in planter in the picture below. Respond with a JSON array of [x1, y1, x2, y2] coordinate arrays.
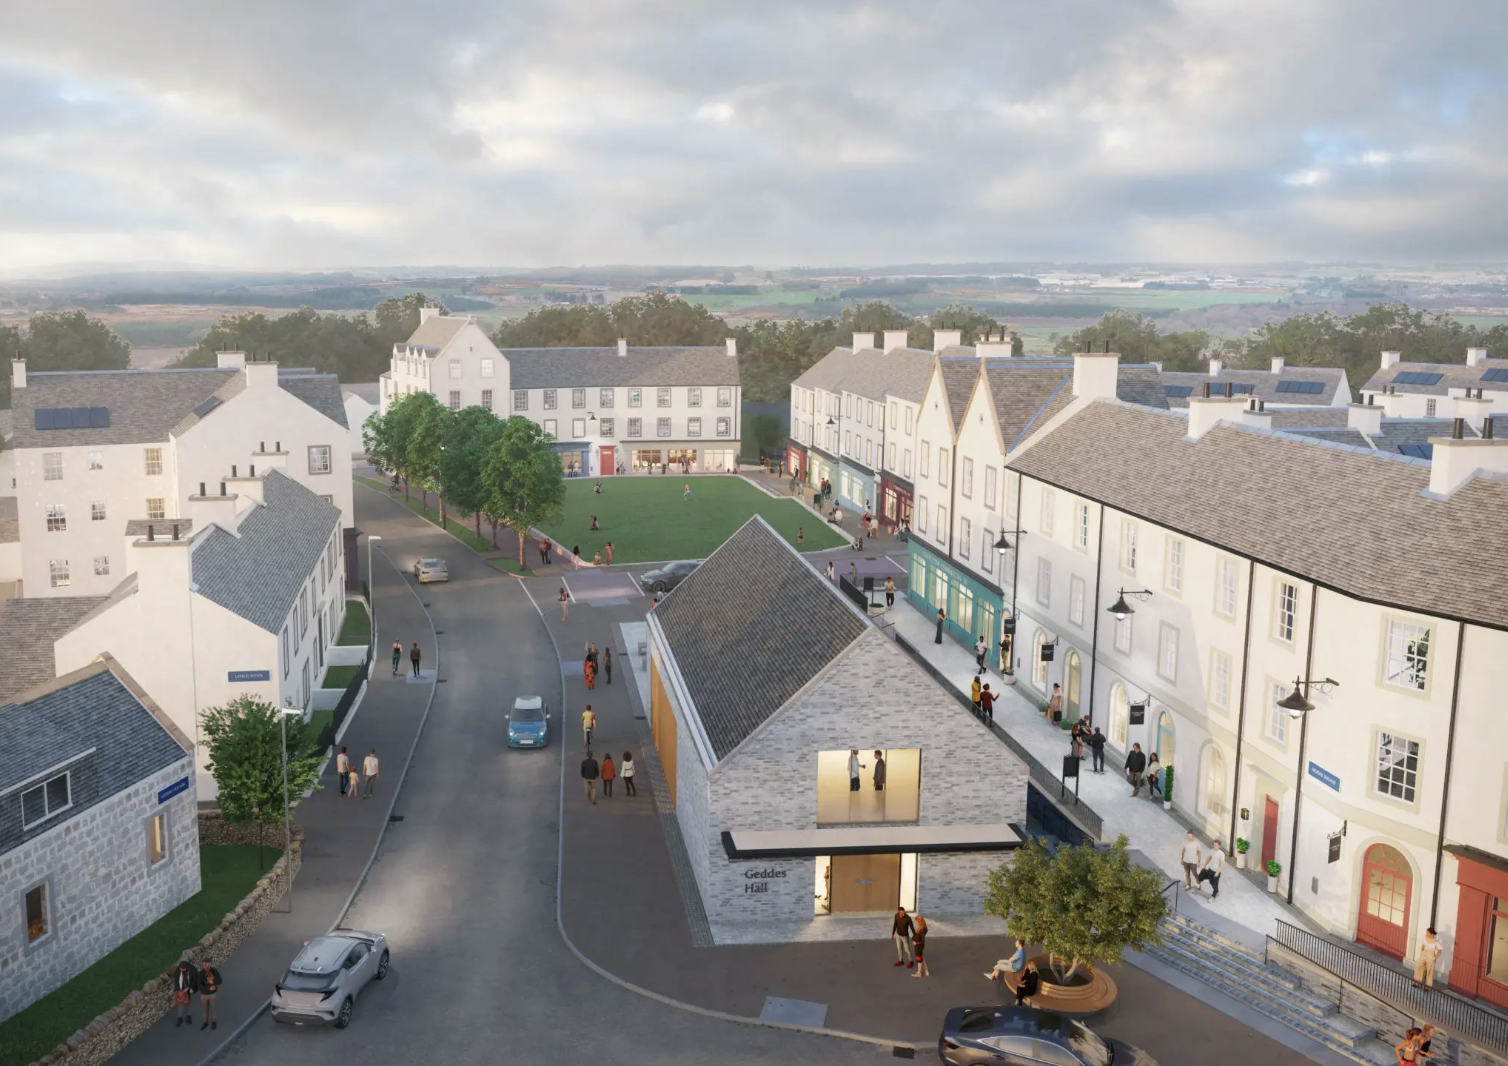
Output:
[[483, 417, 567, 570], [984, 835, 1167, 983], [200, 696, 324, 869]]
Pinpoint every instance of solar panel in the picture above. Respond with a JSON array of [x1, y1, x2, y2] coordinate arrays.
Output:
[[1482, 368, 1508, 383], [192, 397, 223, 419], [1163, 385, 1193, 397], [1394, 371, 1443, 386], [34, 408, 54, 430], [70, 407, 91, 428], [89, 407, 109, 428], [1398, 443, 1434, 459], [1227, 383, 1255, 394], [1275, 380, 1325, 394]]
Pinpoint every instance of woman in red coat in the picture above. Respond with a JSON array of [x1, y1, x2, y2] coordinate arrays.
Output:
[[600, 753, 616, 797]]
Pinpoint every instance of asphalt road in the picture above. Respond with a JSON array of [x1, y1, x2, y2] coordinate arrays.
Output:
[[213, 486, 890, 1065]]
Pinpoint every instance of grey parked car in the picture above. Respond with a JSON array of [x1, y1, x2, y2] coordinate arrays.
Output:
[[413, 558, 448, 583], [641, 559, 699, 593], [271, 931, 389, 1028]]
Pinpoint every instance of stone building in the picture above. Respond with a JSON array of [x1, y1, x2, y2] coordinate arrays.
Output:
[[645, 516, 1027, 942], [0, 656, 200, 1020]]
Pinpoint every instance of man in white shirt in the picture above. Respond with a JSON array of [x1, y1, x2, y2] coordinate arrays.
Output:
[[973, 637, 989, 670], [362, 749, 380, 799], [1197, 840, 1226, 898], [847, 749, 865, 792], [1179, 831, 1202, 889]]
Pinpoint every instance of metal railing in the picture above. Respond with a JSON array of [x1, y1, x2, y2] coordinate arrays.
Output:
[[1270, 919, 1508, 1056], [316, 640, 372, 752], [1159, 875, 1181, 915]]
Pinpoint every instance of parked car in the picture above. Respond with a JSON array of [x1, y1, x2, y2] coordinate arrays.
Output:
[[271, 932, 389, 1029], [507, 695, 550, 748], [641, 559, 699, 593], [413, 558, 448, 583], [938, 1005, 1155, 1065]]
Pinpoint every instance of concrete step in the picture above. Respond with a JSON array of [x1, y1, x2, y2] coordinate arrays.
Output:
[[1148, 935, 1338, 1026], [1164, 909, 1265, 960], [1156, 927, 1307, 1000]]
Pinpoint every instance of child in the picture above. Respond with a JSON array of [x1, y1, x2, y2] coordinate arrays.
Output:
[[347, 766, 359, 798]]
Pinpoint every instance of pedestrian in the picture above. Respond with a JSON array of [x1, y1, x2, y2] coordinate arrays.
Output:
[[605, 541, 614, 566], [594, 550, 602, 566], [590, 514, 599, 530], [798, 526, 804, 545], [848, 561, 858, 586], [1126, 742, 1147, 796], [980, 684, 995, 724], [197, 959, 222, 1030], [1071, 718, 1087, 758], [1414, 927, 1444, 988], [539, 537, 551, 565], [891, 906, 915, 968], [601, 753, 616, 798], [848, 748, 865, 792], [971, 675, 983, 716], [1198, 840, 1225, 899], [336, 746, 350, 796], [884, 575, 895, 608], [910, 915, 930, 977], [410, 642, 422, 677], [172, 959, 197, 1027], [651, 590, 661, 609], [604, 647, 612, 684], [1015, 962, 1040, 1006], [363, 748, 379, 798], [572, 544, 581, 569], [622, 751, 637, 796], [974, 635, 988, 669], [1396, 1027, 1423, 1065], [873, 750, 886, 791], [593, 481, 602, 494], [825, 561, 836, 582], [1046, 683, 1062, 723], [934, 607, 946, 644], [1416, 1025, 1436, 1061], [1088, 727, 1106, 773], [1146, 753, 1162, 800], [584, 654, 597, 690], [582, 705, 597, 746], [348, 764, 359, 798], [985, 939, 1027, 983], [683, 482, 694, 501], [558, 586, 570, 620], [390, 640, 402, 677], [581, 749, 599, 804], [1180, 831, 1202, 889]]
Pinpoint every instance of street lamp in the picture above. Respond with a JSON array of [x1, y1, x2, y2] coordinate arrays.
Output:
[[993, 530, 1025, 556], [1275, 674, 1339, 905], [279, 699, 304, 912], [1106, 587, 1154, 620], [1278, 676, 1339, 719], [366, 535, 381, 641]]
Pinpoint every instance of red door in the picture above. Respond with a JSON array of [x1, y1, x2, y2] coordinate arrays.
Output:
[[1357, 844, 1413, 959], [599, 446, 615, 476], [1261, 797, 1279, 867]]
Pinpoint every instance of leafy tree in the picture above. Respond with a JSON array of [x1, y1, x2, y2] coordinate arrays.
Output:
[[1054, 309, 1213, 372], [984, 835, 1166, 982], [0, 312, 132, 408], [363, 391, 435, 498], [200, 695, 323, 868], [373, 293, 448, 350], [408, 397, 453, 519], [492, 291, 728, 349], [438, 405, 504, 541], [929, 304, 1003, 346], [483, 417, 567, 569]]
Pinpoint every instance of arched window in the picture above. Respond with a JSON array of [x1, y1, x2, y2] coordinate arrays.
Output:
[[1065, 651, 1082, 720], [1109, 683, 1128, 746], [1201, 745, 1227, 819], [1031, 630, 1049, 689]]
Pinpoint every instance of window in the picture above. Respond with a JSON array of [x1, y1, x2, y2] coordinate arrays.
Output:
[[815, 749, 921, 825], [572, 388, 586, 409], [961, 457, 974, 498], [1032, 631, 1049, 687], [480, 389, 493, 411], [1006, 471, 1019, 518], [572, 418, 586, 438], [1202, 748, 1228, 819], [866, 439, 875, 466], [1267, 682, 1289, 743], [91, 501, 106, 522], [45, 504, 66, 532], [1425, 399, 1437, 417], [888, 443, 896, 469], [1039, 486, 1055, 535], [43, 452, 62, 481], [905, 407, 913, 433], [21, 771, 71, 828], [717, 387, 732, 407], [1158, 623, 1180, 682], [600, 418, 615, 438], [1120, 519, 1138, 572], [88, 451, 102, 471], [657, 388, 672, 407], [890, 401, 898, 428], [449, 390, 462, 411], [903, 449, 912, 477], [281, 625, 289, 675], [657, 418, 671, 437], [688, 417, 702, 437], [544, 419, 558, 438], [938, 448, 950, 487], [687, 387, 702, 407], [1069, 575, 1086, 626], [1216, 558, 1239, 618], [1036, 557, 1052, 606], [1114, 615, 1133, 654], [984, 466, 998, 510], [144, 447, 163, 475], [844, 431, 852, 455], [936, 504, 947, 541], [959, 517, 972, 559], [1383, 620, 1430, 691], [480, 357, 494, 378], [917, 497, 928, 534], [515, 390, 530, 411], [628, 388, 642, 407], [544, 389, 557, 410], [148, 813, 168, 866], [920, 441, 930, 478], [716, 417, 730, 437], [308, 445, 332, 475], [93, 556, 110, 576], [1376, 733, 1420, 802], [1274, 581, 1298, 642], [146, 498, 166, 520], [1165, 538, 1185, 593], [627, 418, 641, 438], [1075, 503, 1090, 550], [599, 388, 614, 407], [867, 400, 875, 427], [1209, 649, 1233, 712], [25, 884, 48, 944], [443, 358, 459, 379], [982, 529, 995, 574]]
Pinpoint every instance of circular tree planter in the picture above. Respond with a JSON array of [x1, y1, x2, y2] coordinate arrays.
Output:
[[1005, 955, 1119, 1015]]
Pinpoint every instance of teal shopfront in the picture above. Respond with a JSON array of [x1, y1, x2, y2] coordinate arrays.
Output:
[[808, 449, 838, 495], [905, 540, 1007, 667]]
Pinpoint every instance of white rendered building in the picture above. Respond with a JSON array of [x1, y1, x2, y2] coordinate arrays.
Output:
[[1362, 347, 1508, 421]]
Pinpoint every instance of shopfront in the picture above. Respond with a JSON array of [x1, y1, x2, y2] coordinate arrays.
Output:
[[905, 539, 1006, 667], [838, 460, 878, 513], [808, 448, 838, 496], [554, 444, 588, 476], [1448, 846, 1508, 1007], [880, 476, 913, 529], [786, 442, 807, 481]]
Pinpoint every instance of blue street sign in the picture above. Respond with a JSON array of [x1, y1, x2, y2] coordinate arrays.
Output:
[[157, 777, 190, 804], [227, 670, 271, 683], [1308, 762, 1340, 792]]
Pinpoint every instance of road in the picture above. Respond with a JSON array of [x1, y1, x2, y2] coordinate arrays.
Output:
[[214, 485, 888, 1065]]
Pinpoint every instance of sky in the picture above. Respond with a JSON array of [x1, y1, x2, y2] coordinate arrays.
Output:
[[0, 0, 1505, 271]]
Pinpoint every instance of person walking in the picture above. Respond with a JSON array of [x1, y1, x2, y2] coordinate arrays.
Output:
[[336, 746, 350, 796], [1088, 727, 1106, 773], [600, 753, 616, 798], [539, 536, 552, 565], [985, 939, 1028, 983], [347, 762, 359, 798], [1180, 831, 1202, 889], [797, 526, 804, 545], [584, 653, 597, 690], [390, 640, 402, 677], [581, 705, 597, 746], [1198, 840, 1226, 898], [971, 675, 983, 716], [872, 750, 886, 791], [580, 750, 599, 804], [572, 544, 582, 569], [910, 915, 930, 977], [1015, 962, 1041, 1006], [172, 959, 198, 1028], [362, 748, 379, 798], [604, 646, 613, 685], [621, 751, 637, 796], [934, 607, 946, 644], [891, 907, 915, 968], [974, 636, 988, 670], [1145, 753, 1162, 800], [1414, 927, 1444, 988], [605, 541, 614, 566], [1416, 1025, 1437, 1062], [410, 642, 422, 678], [884, 575, 895, 608], [980, 684, 996, 724], [1396, 1028, 1424, 1065], [558, 585, 570, 620], [825, 561, 836, 582], [1070, 718, 1085, 758], [197, 960, 222, 1030], [848, 749, 865, 792], [1046, 683, 1062, 723], [1126, 743, 1147, 796]]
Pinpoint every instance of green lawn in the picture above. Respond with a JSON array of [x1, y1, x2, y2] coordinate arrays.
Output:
[[537, 476, 843, 563], [308, 709, 335, 749], [0, 846, 279, 1066], [337, 599, 370, 645], [321, 664, 361, 689], [354, 476, 501, 555]]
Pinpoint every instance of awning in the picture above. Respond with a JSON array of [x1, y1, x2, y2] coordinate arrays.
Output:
[[1445, 844, 1508, 879], [721, 823, 1026, 860]]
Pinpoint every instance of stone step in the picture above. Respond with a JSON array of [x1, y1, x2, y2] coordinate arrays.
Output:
[[1163, 909, 1266, 960], [1156, 927, 1304, 997], [1148, 936, 1339, 1025]]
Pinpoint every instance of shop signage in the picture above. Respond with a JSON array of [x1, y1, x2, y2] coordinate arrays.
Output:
[[743, 868, 787, 895], [1128, 702, 1147, 725], [1328, 833, 1343, 864], [1307, 762, 1340, 792], [157, 777, 190, 804], [1001, 618, 1017, 635], [228, 670, 271, 683], [1040, 643, 1054, 662]]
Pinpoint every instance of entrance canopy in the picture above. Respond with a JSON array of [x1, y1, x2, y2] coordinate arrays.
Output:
[[721, 823, 1025, 860]]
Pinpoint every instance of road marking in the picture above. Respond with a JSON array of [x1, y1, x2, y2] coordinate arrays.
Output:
[[884, 555, 907, 573], [559, 577, 576, 602]]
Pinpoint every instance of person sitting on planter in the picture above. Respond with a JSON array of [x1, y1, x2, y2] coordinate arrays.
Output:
[[1015, 962, 1041, 1006]]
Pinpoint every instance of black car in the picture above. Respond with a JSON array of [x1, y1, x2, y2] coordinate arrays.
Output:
[[938, 1005, 1156, 1066], [641, 559, 699, 593]]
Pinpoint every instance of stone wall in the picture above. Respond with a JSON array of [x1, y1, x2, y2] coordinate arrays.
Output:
[[23, 818, 304, 1066]]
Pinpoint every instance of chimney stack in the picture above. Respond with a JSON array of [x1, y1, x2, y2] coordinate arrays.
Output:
[[1347, 402, 1383, 437], [932, 329, 963, 353], [216, 351, 246, 369], [1271, 356, 1285, 374], [244, 358, 278, 391], [419, 306, 442, 325], [1467, 347, 1489, 367], [1208, 358, 1223, 376], [617, 337, 628, 358], [1072, 351, 1120, 402], [851, 332, 876, 351], [725, 336, 737, 358], [1380, 350, 1402, 370], [1185, 396, 1249, 440], [1427, 424, 1508, 496], [10, 359, 24, 391], [882, 330, 908, 353]]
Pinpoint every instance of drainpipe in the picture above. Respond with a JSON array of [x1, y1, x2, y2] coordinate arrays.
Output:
[[1227, 558, 1257, 852], [1430, 620, 1468, 927], [1008, 473, 1024, 670], [1086, 502, 1105, 727], [1287, 583, 1321, 906]]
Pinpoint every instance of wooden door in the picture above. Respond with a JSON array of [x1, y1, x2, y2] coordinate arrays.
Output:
[[1357, 844, 1413, 959], [1261, 797, 1279, 866], [830, 854, 901, 913], [649, 660, 676, 807], [599, 445, 615, 475]]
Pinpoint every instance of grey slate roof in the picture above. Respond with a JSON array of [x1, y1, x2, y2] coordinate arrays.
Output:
[[342, 383, 381, 405], [0, 662, 186, 799], [791, 345, 936, 404], [1007, 401, 1508, 632], [1362, 358, 1508, 396], [124, 518, 195, 537], [939, 360, 980, 431], [403, 315, 473, 351], [504, 346, 740, 390], [276, 372, 348, 428], [653, 516, 868, 761], [1280, 427, 1373, 449], [0, 596, 113, 702], [0, 497, 16, 545], [980, 363, 1070, 448], [1267, 408, 1350, 429], [1161, 366, 1349, 407], [1369, 419, 1478, 453], [0, 409, 12, 441], [191, 470, 341, 633], [1115, 365, 1172, 410]]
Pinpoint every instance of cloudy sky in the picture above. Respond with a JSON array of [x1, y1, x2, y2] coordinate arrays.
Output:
[[0, 0, 1504, 270]]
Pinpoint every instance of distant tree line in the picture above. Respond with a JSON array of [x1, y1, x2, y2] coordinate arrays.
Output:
[[0, 311, 131, 408]]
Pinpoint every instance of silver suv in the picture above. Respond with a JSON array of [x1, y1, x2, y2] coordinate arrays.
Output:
[[271, 931, 389, 1028]]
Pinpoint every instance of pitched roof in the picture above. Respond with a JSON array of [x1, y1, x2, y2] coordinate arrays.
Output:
[[791, 345, 936, 403], [0, 409, 12, 441], [504, 346, 740, 389], [342, 383, 381, 405], [1279, 427, 1373, 449], [979, 362, 1069, 447], [276, 372, 348, 428], [0, 596, 113, 702], [652, 516, 868, 761], [403, 314, 473, 351], [191, 470, 341, 633], [1267, 407, 1350, 429], [1161, 366, 1349, 407], [940, 360, 980, 431], [1115, 365, 1172, 410], [0, 496, 16, 545], [1006, 401, 1508, 632], [1362, 358, 1508, 396], [0, 660, 187, 799]]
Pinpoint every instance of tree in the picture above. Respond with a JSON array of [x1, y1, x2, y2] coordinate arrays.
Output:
[[483, 417, 567, 569], [1, 312, 131, 408], [363, 391, 437, 498], [929, 304, 1003, 346], [438, 405, 504, 541], [199, 695, 324, 869], [984, 835, 1166, 982], [1054, 309, 1214, 371], [408, 398, 453, 519]]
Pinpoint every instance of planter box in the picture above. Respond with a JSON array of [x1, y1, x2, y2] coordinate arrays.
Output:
[[1267, 875, 1280, 892], [327, 644, 368, 667], [310, 687, 343, 712], [1235, 852, 1247, 870]]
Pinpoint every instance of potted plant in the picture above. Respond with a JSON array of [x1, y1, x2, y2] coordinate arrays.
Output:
[[1234, 838, 1250, 870], [1265, 859, 1282, 892], [1162, 766, 1174, 810]]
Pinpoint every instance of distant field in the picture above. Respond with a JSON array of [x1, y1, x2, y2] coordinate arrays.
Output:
[[107, 318, 215, 347], [681, 288, 828, 311], [1452, 314, 1508, 329]]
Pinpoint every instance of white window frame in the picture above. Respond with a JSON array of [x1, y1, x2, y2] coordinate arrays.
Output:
[[984, 466, 998, 510], [717, 387, 732, 407], [1375, 731, 1421, 804], [43, 453, 63, 481], [939, 448, 950, 488], [959, 517, 971, 559], [1074, 503, 1089, 551], [87, 450, 102, 471], [572, 388, 586, 409], [49, 559, 69, 587], [20, 770, 72, 829], [1273, 581, 1298, 643], [1267, 681, 1289, 744], [982, 529, 995, 574], [308, 445, 332, 475], [480, 357, 495, 379], [572, 418, 586, 439], [93, 556, 110, 576], [448, 390, 462, 411], [961, 457, 974, 498], [1035, 557, 1052, 607], [1069, 575, 1085, 626], [1165, 537, 1185, 594], [448, 359, 461, 379], [144, 447, 163, 476], [145, 497, 166, 520], [1216, 557, 1239, 618], [515, 390, 530, 411], [544, 419, 559, 438], [688, 387, 702, 408], [1114, 614, 1132, 655], [1038, 486, 1054, 536], [917, 497, 928, 534], [480, 389, 493, 412], [1005, 471, 1019, 518], [657, 387, 672, 408], [45, 504, 66, 532], [688, 417, 702, 437], [936, 504, 947, 542], [716, 417, 730, 437], [600, 388, 615, 408], [626, 418, 640, 438], [1032, 631, 1049, 688], [1157, 622, 1179, 683], [543, 389, 557, 410], [903, 449, 912, 477], [91, 501, 106, 522], [905, 407, 914, 433], [628, 388, 642, 408], [1120, 519, 1138, 573], [656, 417, 671, 438], [920, 441, 930, 479], [600, 417, 615, 438], [1209, 648, 1233, 712], [1382, 619, 1430, 692]]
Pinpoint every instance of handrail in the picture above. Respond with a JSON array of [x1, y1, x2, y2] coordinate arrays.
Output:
[[1160, 876, 1180, 915], [1270, 918, 1508, 1056]]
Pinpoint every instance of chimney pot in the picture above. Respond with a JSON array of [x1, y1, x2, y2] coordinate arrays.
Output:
[[172, 524, 180, 541], [199, 482, 205, 496], [250, 464, 256, 477], [1102, 340, 1110, 354], [1259, 399, 1267, 412], [1224, 382, 1234, 398], [147, 524, 155, 542], [1453, 418, 1465, 440], [1202, 382, 1211, 398], [232, 465, 238, 477], [276, 441, 281, 452], [220, 481, 226, 496], [260, 441, 265, 452], [617, 337, 628, 357], [1486, 418, 1496, 440]]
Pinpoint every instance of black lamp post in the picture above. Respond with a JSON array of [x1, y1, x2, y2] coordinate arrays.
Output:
[[1106, 588, 1153, 619], [1277, 675, 1339, 904]]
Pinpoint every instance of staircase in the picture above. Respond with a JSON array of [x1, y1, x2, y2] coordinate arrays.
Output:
[[1145, 912, 1400, 1066]]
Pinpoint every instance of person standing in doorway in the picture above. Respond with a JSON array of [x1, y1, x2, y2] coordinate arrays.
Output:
[[410, 642, 422, 677], [605, 541, 614, 566], [600, 752, 616, 798], [884, 575, 895, 608], [980, 684, 995, 724], [1180, 831, 1202, 889], [336, 746, 350, 796], [872, 751, 886, 791], [1414, 928, 1444, 988], [1126, 743, 1147, 796], [848, 749, 865, 792], [971, 675, 983, 716], [621, 751, 636, 796], [1145, 752, 1162, 800], [1088, 727, 1106, 773], [580, 750, 599, 804], [891, 907, 915, 968], [362, 749, 379, 798], [172, 959, 197, 1027], [910, 915, 930, 978], [974, 636, 988, 670], [582, 705, 597, 746], [1198, 840, 1226, 898], [559, 586, 570, 621], [1046, 683, 1062, 723], [935, 607, 946, 644], [197, 960, 222, 1030], [604, 647, 612, 685], [390, 640, 402, 677]]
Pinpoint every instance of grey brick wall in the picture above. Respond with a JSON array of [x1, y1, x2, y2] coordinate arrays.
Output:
[[0, 759, 200, 1019], [922, 851, 1009, 917]]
